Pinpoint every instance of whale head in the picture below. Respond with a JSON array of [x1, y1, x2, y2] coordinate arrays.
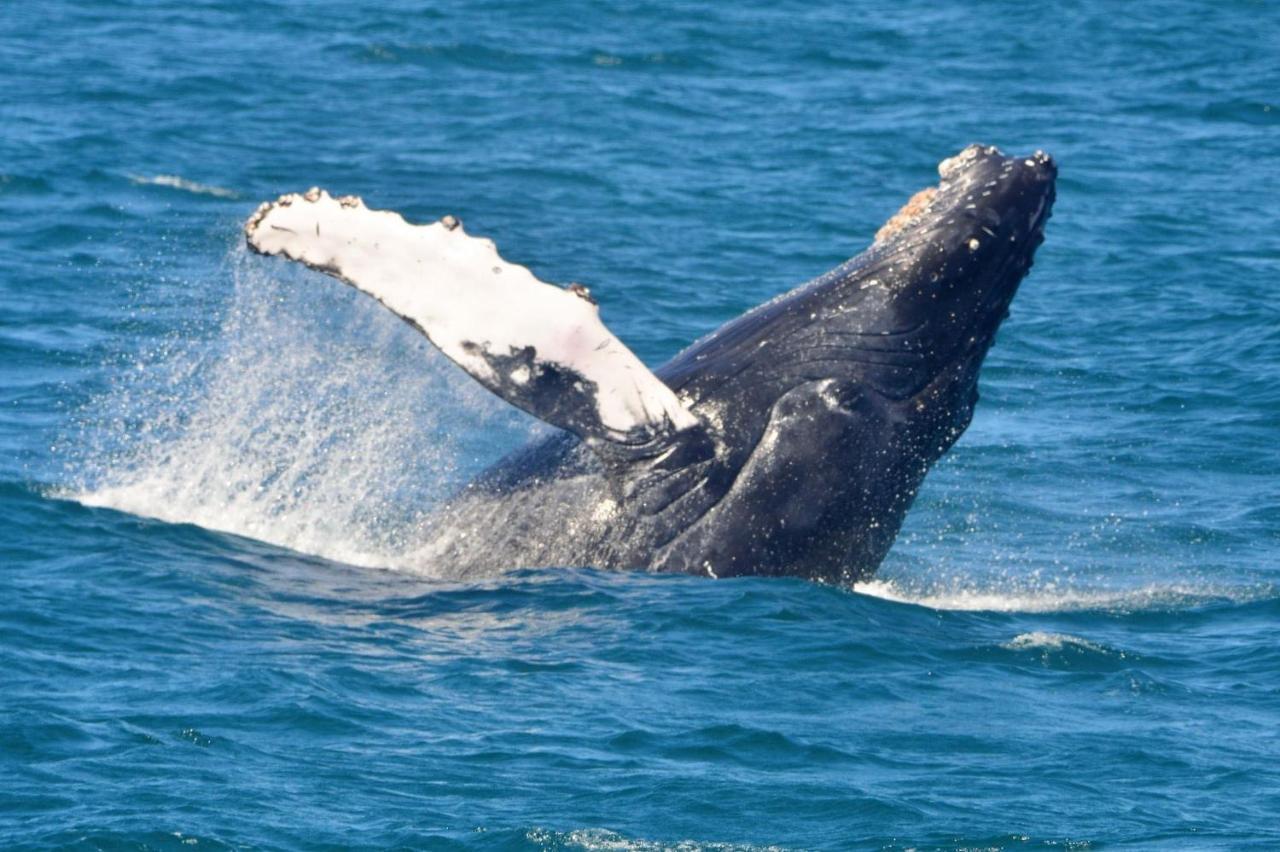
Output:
[[651, 144, 1057, 582], [861, 143, 1057, 396]]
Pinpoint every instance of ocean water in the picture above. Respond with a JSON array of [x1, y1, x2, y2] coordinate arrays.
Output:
[[3, 1, 1279, 848]]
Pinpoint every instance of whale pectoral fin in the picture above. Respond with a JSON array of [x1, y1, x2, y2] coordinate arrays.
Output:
[[244, 189, 707, 461]]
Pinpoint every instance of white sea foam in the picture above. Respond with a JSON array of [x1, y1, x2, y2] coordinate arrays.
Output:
[[128, 173, 239, 199], [852, 577, 1262, 613], [69, 248, 531, 571], [527, 828, 788, 852], [1002, 631, 1111, 653]]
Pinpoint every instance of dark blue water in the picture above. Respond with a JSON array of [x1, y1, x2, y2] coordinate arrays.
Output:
[[4, 2, 1279, 848]]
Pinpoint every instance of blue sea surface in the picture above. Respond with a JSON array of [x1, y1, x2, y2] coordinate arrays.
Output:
[[3, 1, 1279, 848]]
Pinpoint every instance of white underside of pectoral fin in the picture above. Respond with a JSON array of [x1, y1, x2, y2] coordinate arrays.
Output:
[[244, 189, 700, 446]]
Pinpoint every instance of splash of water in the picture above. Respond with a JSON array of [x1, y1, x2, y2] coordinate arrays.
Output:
[[61, 252, 1268, 602], [852, 576, 1268, 613], [69, 246, 535, 570]]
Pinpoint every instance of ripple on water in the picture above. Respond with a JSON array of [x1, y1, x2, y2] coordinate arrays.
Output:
[[4, 0, 1280, 848]]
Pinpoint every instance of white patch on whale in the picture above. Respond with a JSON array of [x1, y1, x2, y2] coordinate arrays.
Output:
[[244, 189, 697, 444]]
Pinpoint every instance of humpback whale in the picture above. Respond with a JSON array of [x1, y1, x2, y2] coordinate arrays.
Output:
[[245, 144, 1056, 583]]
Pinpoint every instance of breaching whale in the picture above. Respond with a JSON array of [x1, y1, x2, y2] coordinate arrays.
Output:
[[244, 144, 1056, 584]]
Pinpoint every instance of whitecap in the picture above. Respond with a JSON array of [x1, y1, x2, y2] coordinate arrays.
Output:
[[527, 828, 788, 852], [128, 173, 239, 199], [1002, 631, 1110, 653], [852, 577, 1268, 613]]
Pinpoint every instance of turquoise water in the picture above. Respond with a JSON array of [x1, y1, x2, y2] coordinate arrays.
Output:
[[4, 1, 1279, 848]]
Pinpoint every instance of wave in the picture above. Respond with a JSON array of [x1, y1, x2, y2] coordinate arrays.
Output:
[[127, 173, 239, 199], [1003, 631, 1110, 651], [852, 577, 1271, 613], [526, 828, 788, 852]]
